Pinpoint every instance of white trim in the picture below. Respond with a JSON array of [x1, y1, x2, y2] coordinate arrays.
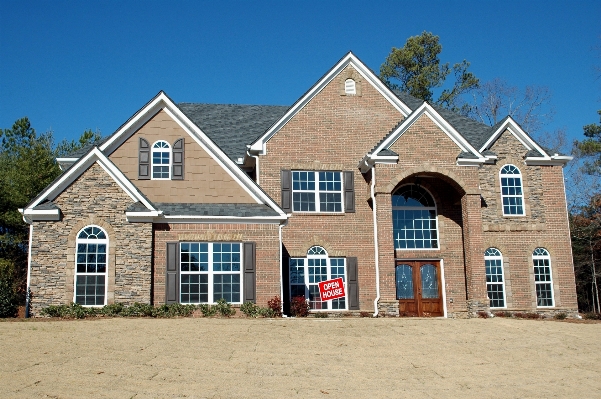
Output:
[[146, 215, 286, 224], [96, 92, 286, 219], [364, 103, 485, 172], [291, 171, 344, 213], [524, 155, 573, 166], [151, 140, 172, 180], [56, 157, 79, 163], [484, 248, 507, 309], [499, 164, 526, 217], [21, 208, 60, 221], [25, 224, 33, 317], [25, 147, 157, 213], [249, 52, 411, 155], [74, 225, 109, 307], [392, 184, 441, 251], [533, 248, 555, 308], [440, 258, 447, 318], [371, 168, 380, 317]]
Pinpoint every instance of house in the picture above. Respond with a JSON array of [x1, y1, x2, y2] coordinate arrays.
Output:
[[20, 52, 578, 317]]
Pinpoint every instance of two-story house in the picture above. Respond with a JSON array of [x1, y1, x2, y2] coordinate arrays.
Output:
[[20, 52, 578, 317]]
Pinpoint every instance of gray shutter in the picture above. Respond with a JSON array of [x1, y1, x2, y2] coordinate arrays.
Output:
[[281, 170, 292, 213], [138, 138, 150, 180], [165, 242, 179, 304], [347, 257, 359, 310], [243, 242, 256, 303], [172, 138, 184, 180], [344, 171, 355, 213]]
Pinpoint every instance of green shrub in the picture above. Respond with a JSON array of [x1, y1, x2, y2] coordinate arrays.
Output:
[[290, 296, 310, 317], [314, 312, 328, 318], [199, 303, 216, 317], [241, 302, 260, 317], [101, 303, 125, 316], [0, 263, 19, 318], [214, 298, 235, 317], [554, 313, 567, 320]]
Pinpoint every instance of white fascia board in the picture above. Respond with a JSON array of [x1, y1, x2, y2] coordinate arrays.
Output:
[[27, 148, 156, 212], [158, 215, 287, 224], [370, 103, 485, 166], [525, 155, 573, 166], [456, 158, 484, 166], [21, 209, 61, 221], [480, 117, 550, 158], [56, 158, 78, 163], [249, 52, 411, 155]]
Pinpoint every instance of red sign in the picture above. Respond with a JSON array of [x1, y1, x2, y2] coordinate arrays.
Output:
[[318, 277, 346, 301]]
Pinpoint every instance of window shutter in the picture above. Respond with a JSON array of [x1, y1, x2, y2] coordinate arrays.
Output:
[[347, 257, 359, 310], [165, 242, 179, 304], [138, 138, 150, 180], [344, 171, 355, 213], [172, 138, 184, 180], [281, 170, 292, 213], [243, 242, 256, 303]]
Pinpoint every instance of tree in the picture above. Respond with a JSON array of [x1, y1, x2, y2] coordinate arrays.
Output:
[[0, 117, 102, 315], [574, 110, 601, 176], [380, 31, 479, 113], [55, 128, 102, 158]]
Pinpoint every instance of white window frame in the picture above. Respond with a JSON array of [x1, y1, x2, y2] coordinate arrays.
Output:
[[289, 246, 347, 311], [484, 248, 506, 309], [533, 247, 554, 308], [392, 184, 440, 250], [74, 225, 108, 307], [291, 171, 344, 213], [344, 78, 356, 95], [179, 242, 243, 304], [499, 164, 525, 216], [152, 140, 171, 180]]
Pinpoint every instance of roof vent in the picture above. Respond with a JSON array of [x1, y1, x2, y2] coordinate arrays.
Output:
[[345, 79, 356, 95]]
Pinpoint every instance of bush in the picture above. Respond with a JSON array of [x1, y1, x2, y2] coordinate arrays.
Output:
[[290, 296, 310, 317], [199, 304, 216, 317], [267, 296, 282, 318], [241, 302, 260, 317], [514, 312, 542, 319], [214, 298, 236, 317], [101, 303, 125, 316], [0, 263, 19, 318], [476, 311, 490, 319], [314, 312, 328, 318], [40, 303, 96, 319], [121, 302, 155, 317], [583, 312, 601, 320], [493, 311, 512, 318], [554, 313, 567, 320]]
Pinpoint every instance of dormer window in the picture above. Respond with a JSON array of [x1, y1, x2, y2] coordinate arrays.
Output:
[[152, 141, 171, 179], [344, 79, 356, 95]]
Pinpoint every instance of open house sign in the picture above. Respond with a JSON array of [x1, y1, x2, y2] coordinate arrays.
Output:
[[318, 277, 345, 301]]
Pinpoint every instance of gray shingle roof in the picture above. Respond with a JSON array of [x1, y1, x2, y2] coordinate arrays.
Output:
[[177, 103, 289, 162], [154, 203, 280, 217]]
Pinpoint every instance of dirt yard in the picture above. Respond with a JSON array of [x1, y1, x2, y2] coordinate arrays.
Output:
[[0, 317, 599, 398]]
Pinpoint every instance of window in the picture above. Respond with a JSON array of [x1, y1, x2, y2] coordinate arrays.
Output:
[[392, 185, 438, 249], [289, 246, 346, 311], [292, 171, 343, 212], [344, 79, 356, 95], [152, 140, 171, 179], [75, 226, 108, 306], [485, 248, 506, 308], [533, 248, 554, 307], [180, 242, 242, 304], [500, 164, 524, 215]]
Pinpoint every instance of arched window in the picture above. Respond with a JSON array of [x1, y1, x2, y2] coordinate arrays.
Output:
[[289, 246, 346, 311], [533, 248, 554, 307], [500, 165, 524, 215], [344, 79, 356, 95], [392, 185, 438, 249], [485, 248, 506, 308], [75, 226, 108, 306], [152, 140, 171, 179]]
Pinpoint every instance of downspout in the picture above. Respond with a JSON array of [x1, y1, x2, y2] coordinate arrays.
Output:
[[279, 218, 289, 317], [371, 168, 380, 317], [246, 147, 260, 185], [25, 221, 33, 318]]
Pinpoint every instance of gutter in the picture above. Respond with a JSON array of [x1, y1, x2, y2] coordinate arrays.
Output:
[[371, 168, 381, 317], [25, 224, 33, 318]]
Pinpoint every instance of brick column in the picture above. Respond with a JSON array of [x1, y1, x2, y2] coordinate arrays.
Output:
[[461, 193, 489, 317]]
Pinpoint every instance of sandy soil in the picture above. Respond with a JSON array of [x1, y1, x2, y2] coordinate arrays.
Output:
[[0, 317, 599, 398]]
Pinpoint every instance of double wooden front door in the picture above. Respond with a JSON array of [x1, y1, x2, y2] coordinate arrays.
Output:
[[395, 260, 443, 317]]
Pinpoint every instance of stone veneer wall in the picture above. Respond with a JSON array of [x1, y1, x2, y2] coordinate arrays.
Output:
[[29, 163, 152, 316]]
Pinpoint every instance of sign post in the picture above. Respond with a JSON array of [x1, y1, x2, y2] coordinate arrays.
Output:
[[318, 277, 346, 302]]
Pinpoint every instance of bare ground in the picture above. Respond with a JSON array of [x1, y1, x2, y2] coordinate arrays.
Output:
[[0, 317, 599, 398]]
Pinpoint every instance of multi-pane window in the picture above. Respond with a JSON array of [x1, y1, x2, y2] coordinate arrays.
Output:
[[152, 140, 171, 179], [533, 248, 554, 307], [75, 226, 107, 306], [292, 171, 343, 212], [290, 246, 346, 311], [500, 164, 524, 215], [180, 243, 242, 304], [485, 248, 506, 308], [392, 185, 438, 249]]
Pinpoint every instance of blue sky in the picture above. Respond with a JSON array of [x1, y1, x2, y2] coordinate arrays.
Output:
[[1, 1, 600, 146]]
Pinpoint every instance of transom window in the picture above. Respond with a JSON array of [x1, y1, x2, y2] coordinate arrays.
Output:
[[485, 248, 506, 308], [152, 140, 171, 179], [533, 248, 554, 307], [180, 242, 242, 304], [500, 164, 524, 215], [75, 226, 108, 306], [292, 171, 343, 212], [345, 79, 356, 95], [289, 246, 346, 311], [392, 185, 438, 249]]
